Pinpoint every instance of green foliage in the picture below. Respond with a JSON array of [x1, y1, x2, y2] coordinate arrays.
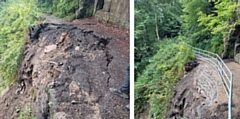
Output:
[[37, 0, 79, 21], [135, 0, 240, 118], [0, 0, 41, 92], [181, 0, 239, 54], [16, 105, 36, 119], [198, 1, 238, 35], [134, 0, 183, 78], [134, 39, 195, 118], [86, 7, 94, 17], [181, 0, 212, 49]]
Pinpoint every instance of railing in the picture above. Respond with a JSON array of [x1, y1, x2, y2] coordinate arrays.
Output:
[[189, 46, 233, 119]]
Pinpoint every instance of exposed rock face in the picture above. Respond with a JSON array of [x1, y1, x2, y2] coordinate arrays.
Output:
[[234, 53, 240, 63], [76, 0, 96, 18], [94, 0, 129, 29], [222, 25, 240, 63], [76, 0, 129, 29], [166, 64, 220, 118]]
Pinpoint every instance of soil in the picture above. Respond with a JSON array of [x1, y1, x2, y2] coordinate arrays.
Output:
[[137, 58, 240, 119], [0, 15, 129, 119], [222, 59, 240, 119]]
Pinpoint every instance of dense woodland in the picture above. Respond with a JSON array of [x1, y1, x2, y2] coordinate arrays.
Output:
[[135, 0, 240, 118]]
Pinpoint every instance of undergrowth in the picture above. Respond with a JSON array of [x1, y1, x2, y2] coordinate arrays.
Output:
[[16, 105, 36, 119], [0, 0, 41, 93], [134, 39, 195, 118]]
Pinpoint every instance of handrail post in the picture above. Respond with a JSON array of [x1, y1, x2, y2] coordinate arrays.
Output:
[[228, 73, 233, 119], [220, 57, 223, 80]]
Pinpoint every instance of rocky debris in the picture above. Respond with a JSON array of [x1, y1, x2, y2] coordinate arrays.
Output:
[[26, 23, 111, 119], [0, 20, 129, 119], [69, 81, 80, 96], [184, 60, 199, 72], [44, 45, 57, 53], [28, 25, 42, 39], [166, 64, 219, 119]]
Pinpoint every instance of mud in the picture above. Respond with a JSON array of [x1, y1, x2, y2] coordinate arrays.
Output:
[[0, 16, 129, 119]]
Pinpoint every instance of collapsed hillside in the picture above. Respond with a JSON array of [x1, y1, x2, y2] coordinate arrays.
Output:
[[0, 17, 129, 119]]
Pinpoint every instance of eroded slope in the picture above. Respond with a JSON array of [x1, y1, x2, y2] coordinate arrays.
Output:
[[0, 21, 129, 119]]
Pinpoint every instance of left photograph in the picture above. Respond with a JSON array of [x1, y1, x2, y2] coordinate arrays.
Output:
[[0, 0, 130, 119]]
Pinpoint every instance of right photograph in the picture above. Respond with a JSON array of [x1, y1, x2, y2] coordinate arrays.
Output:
[[134, 0, 239, 119]]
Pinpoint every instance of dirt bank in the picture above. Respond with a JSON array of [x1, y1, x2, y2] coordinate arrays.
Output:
[[0, 16, 129, 119]]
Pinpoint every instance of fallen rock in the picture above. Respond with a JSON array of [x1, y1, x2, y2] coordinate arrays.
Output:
[[69, 81, 80, 95], [184, 60, 199, 72], [71, 100, 78, 104], [75, 46, 80, 51], [44, 45, 57, 53]]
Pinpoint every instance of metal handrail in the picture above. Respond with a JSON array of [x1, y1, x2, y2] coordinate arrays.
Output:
[[189, 46, 233, 119]]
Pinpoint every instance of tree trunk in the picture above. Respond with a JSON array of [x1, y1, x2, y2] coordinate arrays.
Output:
[[155, 13, 160, 41], [94, 0, 98, 14]]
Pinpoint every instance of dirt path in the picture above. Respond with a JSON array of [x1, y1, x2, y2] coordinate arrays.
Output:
[[224, 59, 240, 118], [204, 59, 240, 118], [0, 15, 129, 119]]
